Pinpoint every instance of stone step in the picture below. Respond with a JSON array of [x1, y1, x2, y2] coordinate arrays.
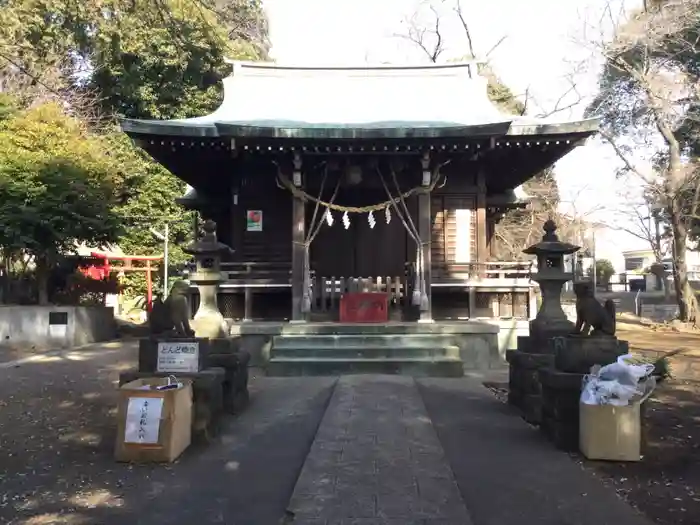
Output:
[[276, 322, 495, 335], [272, 334, 459, 348], [270, 345, 460, 360], [266, 357, 465, 377]]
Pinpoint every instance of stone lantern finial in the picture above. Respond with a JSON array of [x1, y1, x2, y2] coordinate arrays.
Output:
[[542, 219, 558, 241]]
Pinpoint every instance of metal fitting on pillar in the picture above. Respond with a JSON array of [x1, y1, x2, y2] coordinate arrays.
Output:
[[421, 151, 431, 186], [293, 152, 302, 187]]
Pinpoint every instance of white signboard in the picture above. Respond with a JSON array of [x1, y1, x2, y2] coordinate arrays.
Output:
[[48, 324, 67, 339], [156, 341, 200, 373], [124, 396, 164, 444]]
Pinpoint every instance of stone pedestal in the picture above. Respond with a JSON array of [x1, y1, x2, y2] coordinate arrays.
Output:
[[507, 342, 554, 424], [539, 367, 583, 452], [550, 335, 629, 373], [538, 334, 628, 452], [207, 338, 251, 414]]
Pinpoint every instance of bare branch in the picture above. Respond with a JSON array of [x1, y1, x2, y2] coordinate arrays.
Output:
[[485, 35, 508, 59], [454, 0, 475, 58]]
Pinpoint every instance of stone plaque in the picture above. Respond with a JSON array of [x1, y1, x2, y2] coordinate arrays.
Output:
[[156, 341, 200, 373]]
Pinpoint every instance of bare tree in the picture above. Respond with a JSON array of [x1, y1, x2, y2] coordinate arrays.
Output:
[[493, 175, 602, 260], [583, 0, 700, 323], [394, 0, 594, 262], [610, 186, 672, 295]]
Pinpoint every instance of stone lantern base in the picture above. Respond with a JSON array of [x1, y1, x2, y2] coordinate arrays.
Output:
[[537, 334, 628, 452], [506, 338, 554, 425]]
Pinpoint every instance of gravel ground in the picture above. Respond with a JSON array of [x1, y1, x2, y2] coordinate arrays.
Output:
[[0, 342, 335, 525]]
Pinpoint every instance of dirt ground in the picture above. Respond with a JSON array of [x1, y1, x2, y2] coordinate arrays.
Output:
[[496, 319, 700, 525], [582, 320, 700, 525], [583, 378, 700, 525], [617, 315, 700, 358]]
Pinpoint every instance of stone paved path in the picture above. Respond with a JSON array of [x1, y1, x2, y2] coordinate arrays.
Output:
[[0, 343, 655, 525], [287, 375, 472, 524]]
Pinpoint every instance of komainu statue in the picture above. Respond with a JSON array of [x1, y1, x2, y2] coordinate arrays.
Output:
[[148, 280, 195, 337], [571, 281, 616, 336]]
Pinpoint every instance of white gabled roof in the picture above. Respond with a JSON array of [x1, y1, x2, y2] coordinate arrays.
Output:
[[121, 61, 598, 139]]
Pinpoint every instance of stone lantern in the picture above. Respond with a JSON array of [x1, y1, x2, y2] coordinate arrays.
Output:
[[523, 219, 580, 340], [184, 220, 232, 338], [506, 219, 579, 425]]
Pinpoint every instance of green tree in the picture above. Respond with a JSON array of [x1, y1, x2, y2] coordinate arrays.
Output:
[[0, 0, 270, 300], [88, 0, 267, 119], [0, 102, 123, 304], [588, 259, 615, 287], [83, 0, 269, 295]]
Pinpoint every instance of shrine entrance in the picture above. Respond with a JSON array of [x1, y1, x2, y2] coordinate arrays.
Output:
[[303, 189, 416, 320], [309, 189, 410, 277]]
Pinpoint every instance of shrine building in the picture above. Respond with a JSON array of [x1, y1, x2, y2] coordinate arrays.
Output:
[[120, 60, 598, 326]]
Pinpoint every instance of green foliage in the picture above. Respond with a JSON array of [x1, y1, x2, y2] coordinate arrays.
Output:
[[0, 101, 124, 302], [0, 0, 270, 305], [588, 259, 616, 285], [0, 94, 19, 121]]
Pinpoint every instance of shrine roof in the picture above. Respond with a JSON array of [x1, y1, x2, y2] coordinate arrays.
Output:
[[120, 61, 599, 140]]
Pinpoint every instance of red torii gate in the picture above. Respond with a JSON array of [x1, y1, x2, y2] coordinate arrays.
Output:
[[84, 252, 164, 310]]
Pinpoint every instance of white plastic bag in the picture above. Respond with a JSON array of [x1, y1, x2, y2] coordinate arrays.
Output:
[[581, 355, 656, 406]]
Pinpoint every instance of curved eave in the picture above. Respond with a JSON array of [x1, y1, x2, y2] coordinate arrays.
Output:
[[214, 121, 513, 139], [120, 118, 219, 137], [507, 117, 600, 137], [121, 119, 514, 140], [120, 117, 599, 141]]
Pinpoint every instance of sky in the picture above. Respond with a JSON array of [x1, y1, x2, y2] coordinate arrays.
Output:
[[261, 0, 646, 268]]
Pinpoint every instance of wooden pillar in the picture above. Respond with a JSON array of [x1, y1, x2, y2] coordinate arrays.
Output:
[[476, 170, 488, 271], [291, 177, 306, 322], [230, 185, 238, 255], [418, 192, 433, 322], [243, 263, 253, 322]]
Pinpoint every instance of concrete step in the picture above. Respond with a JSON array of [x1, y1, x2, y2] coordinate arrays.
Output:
[[270, 345, 460, 360], [276, 323, 495, 335], [266, 357, 465, 377], [272, 334, 458, 348]]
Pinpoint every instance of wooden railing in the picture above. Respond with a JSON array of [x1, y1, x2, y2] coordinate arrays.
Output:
[[309, 275, 409, 317], [430, 261, 533, 287], [219, 261, 294, 288], [184, 260, 533, 320]]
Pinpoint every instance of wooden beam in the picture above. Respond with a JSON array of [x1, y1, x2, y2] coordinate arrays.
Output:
[[291, 195, 306, 321], [476, 170, 488, 267], [418, 192, 432, 322]]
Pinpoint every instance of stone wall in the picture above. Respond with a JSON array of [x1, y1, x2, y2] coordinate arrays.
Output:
[[0, 306, 116, 348], [479, 319, 529, 358]]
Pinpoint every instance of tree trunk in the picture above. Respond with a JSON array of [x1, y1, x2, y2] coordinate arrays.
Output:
[[35, 256, 50, 306], [669, 206, 698, 323]]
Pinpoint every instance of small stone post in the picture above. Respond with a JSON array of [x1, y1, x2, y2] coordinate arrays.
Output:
[[184, 220, 232, 338]]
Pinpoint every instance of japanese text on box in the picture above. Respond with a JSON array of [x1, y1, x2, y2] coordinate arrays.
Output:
[[156, 341, 199, 373], [124, 396, 164, 444]]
